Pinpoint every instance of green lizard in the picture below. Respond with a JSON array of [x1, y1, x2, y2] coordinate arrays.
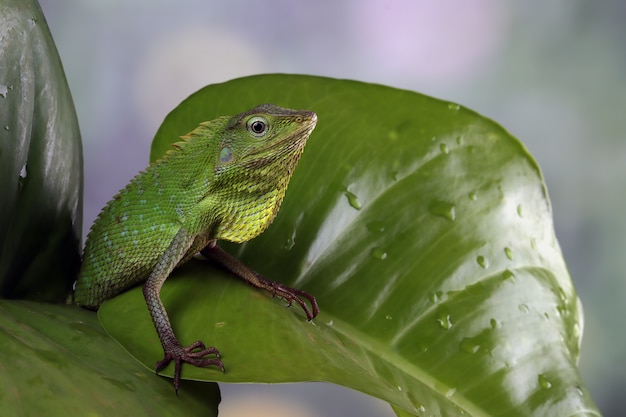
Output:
[[74, 103, 319, 392]]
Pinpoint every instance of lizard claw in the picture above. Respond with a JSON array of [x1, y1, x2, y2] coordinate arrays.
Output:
[[155, 340, 224, 394], [266, 280, 319, 321]]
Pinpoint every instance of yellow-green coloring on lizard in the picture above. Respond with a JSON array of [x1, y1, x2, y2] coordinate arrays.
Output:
[[74, 104, 319, 392]]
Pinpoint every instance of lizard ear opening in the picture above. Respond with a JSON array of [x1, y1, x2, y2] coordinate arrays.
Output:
[[246, 116, 269, 138], [219, 147, 232, 163]]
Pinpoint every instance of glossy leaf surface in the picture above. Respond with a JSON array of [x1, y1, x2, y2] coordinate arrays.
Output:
[[101, 74, 600, 416], [0, 0, 82, 301]]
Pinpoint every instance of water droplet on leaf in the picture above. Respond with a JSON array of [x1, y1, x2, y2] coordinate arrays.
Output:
[[437, 311, 453, 329], [538, 374, 552, 389], [504, 247, 513, 260], [501, 269, 515, 280], [460, 337, 481, 354], [429, 200, 456, 222], [445, 387, 457, 398], [283, 235, 296, 251], [344, 190, 362, 210], [370, 247, 387, 260], [366, 220, 385, 233], [429, 291, 443, 303], [476, 255, 488, 269], [439, 143, 449, 154]]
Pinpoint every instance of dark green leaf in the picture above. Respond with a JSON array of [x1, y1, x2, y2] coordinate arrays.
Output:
[[102, 74, 600, 416], [0, 0, 82, 301], [0, 300, 220, 416]]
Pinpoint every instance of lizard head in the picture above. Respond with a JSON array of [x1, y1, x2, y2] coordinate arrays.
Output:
[[218, 103, 317, 168], [209, 104, 317, 242]]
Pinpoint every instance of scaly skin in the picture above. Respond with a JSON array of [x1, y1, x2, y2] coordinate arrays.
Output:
[[74, 104, 318, 392]]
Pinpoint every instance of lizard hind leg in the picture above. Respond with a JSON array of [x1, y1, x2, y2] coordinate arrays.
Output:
[[201, 244, 319, 320], [143, 228, 224, 393]]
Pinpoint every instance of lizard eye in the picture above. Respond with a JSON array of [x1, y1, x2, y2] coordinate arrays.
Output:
[[247, 116, 269, 137]]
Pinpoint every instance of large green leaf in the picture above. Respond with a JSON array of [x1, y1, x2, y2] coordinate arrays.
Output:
[[0, 0, 81, 301], [101, 75, 600, 416], [0, 300, 220, 416]]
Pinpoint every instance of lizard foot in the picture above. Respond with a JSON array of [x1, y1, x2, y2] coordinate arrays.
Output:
[[155, 340, 224, 394], [258, 275, 320, 321]]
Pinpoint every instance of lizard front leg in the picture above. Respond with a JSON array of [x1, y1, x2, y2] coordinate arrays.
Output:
[[143, 228, 224, 393], [201, 241, 319, 320]]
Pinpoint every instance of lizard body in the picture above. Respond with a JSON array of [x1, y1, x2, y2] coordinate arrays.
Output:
[[74, 104, 318, 391]]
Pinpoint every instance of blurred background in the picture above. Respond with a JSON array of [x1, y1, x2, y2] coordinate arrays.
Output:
[[38, 0, 625, 416]]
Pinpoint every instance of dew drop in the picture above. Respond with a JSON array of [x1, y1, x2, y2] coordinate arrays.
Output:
[[456, 136, 463, 145], [366, 220, 385, 233], [490, 318, 499, 329], [344, 190, 362, 210], [19, 163, 27, 179], [429, 200, 456, 222], [283, 235, 296, 251], [0, 84, 8, 98], [501, 269, 515, 280], [447, 103, 460, 111], [518, 304, 530, 313], [517, 204, 523, 218], [538, 374, 552, 389], [370, 247, 387, 260], [504, 247, 513, 260], [468, 191, 477, 201], [437, 312, 453, 329], [439, 143, 449, 154], [476, 255, 488, 269], [460, 337, 481, 354], [385, 315, 393, 320], [429, 291, 443, 303], [4, 125, 9, 131]]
